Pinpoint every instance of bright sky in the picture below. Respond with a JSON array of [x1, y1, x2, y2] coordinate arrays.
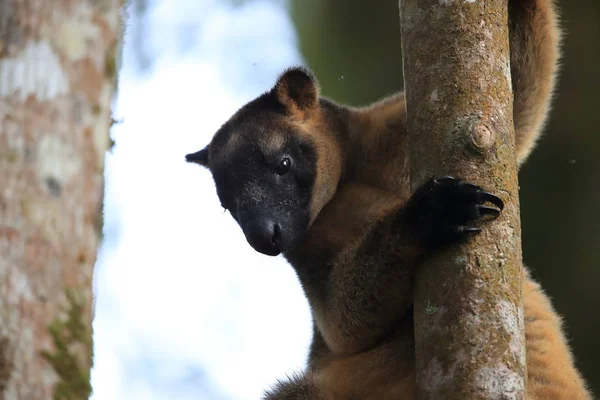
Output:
[[90, 1, 313, 399]]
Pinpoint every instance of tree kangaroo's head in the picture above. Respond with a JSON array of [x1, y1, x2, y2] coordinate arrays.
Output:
[[186, 67, 343, 256]]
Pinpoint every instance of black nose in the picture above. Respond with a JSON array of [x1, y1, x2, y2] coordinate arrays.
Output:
[[244, 219, 283, 256]]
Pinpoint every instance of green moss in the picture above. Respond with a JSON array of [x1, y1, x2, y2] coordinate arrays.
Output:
[[108, 137, 116, 152], [104, 50, 116, 81], [41, 289, 93, 400], [0, 150, 18, 164], [94, 185, 106, 242], [108, 116, 122, 153], [425, 301, 440, 316], [91, 103, 102, 115]]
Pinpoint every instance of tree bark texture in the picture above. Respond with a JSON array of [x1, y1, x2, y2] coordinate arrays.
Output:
[[0, 1, 122, 399], [399, 1, 526, 399]]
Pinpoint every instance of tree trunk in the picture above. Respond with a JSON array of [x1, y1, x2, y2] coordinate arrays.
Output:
[[0, 1, 122, 399], [399, 1, 526, 399]]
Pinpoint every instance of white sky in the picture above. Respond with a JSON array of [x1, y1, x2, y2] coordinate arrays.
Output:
[[90, 1, 313, 399]]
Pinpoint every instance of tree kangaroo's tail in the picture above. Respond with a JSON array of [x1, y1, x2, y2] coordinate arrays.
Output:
[[509, 0, 562, 164]]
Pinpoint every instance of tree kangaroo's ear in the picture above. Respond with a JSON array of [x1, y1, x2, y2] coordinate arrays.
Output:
[[273, 66, 320, 112], [185, 146, 209, 167]]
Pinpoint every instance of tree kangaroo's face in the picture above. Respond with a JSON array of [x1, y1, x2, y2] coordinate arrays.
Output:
[[186, 93, 318, 256], [187, 67, 342, 256]]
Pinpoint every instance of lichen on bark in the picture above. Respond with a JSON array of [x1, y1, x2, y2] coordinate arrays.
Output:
[[40, 289, 93, 400], [399, 0, 526, 398]]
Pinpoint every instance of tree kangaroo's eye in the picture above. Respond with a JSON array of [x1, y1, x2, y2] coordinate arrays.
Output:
[[275, 156, 292, 175]]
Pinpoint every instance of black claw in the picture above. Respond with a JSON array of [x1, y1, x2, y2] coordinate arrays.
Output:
[[410, 176, 505, 248], [430, 226, 482, 247], [433, 176, 456, 186], [477, 205, 501, 219], [458, 226, 482, 235], [479, 191, 504, 210], [462, 182, 481, 190]]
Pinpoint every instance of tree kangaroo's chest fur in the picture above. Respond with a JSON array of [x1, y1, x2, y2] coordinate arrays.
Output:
[[286, 188, 420, 399]]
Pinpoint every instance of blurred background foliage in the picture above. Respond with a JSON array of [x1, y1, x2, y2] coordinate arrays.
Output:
[[290, 0, 599, 393]]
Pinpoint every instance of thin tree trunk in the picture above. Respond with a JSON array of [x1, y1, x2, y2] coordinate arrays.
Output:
[[0, 1, 122, 398], [399, 1, 526, 399]]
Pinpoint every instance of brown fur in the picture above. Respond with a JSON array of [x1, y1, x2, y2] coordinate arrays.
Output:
[[523, 268, 591, 399], [509, 0, 562, 162], [191, 0, 592, 398], [264, 0, 591, 397]]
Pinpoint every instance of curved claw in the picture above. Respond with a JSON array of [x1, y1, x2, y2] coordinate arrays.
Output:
[[458, 226, 482, 235], [461, 182, 482, 191], [479, 191, 504, 210], [477, 205, 501, 219], [433, 176, 456, 186]]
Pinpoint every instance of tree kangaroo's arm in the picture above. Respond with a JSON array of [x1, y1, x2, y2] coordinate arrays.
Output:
[[294, 178, 504, 357]]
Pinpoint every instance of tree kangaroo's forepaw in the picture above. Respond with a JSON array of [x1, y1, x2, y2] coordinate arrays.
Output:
[[407, 176, 504, 248]]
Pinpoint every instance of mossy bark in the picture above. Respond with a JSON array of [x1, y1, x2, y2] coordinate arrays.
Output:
[[399, 0, 526, 399], [0, 1, 122, 398]]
